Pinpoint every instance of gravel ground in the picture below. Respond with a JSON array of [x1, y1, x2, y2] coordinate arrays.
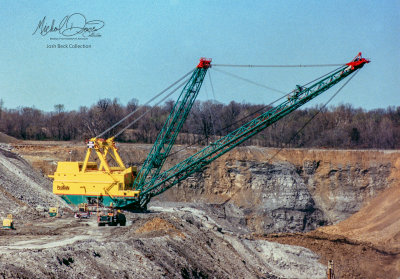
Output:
[[0, 205, 326, 279]]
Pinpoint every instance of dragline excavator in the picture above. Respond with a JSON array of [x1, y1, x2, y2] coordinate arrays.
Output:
[[49, 53, 370, 211]]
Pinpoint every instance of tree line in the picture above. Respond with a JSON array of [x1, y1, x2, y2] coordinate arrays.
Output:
[[0, 98, 399, 149]]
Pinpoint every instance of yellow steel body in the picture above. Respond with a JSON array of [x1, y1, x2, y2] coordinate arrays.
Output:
[[49, 207, 58, 217], [3, 214, 13, 229], [49, 137, 140, 206]]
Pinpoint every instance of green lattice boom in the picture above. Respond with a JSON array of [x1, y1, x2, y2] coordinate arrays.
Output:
[[137, 60, 369, 207]]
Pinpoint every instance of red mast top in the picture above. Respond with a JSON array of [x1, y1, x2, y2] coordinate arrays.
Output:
[[197, 58, 212, 69]]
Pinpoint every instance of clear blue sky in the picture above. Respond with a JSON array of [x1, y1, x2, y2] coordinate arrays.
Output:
[[0, 0, 398, 112]]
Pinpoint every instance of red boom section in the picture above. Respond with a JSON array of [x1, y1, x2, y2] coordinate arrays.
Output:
[[197, 58, 212, 69], [346, 52, 370, 70]]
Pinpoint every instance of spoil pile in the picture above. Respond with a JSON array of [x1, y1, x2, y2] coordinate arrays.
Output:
[[0, 132, 19, 144], [0, 145, 70, 221], [135, 217, 186, 238], [0, 206, 327, 279]]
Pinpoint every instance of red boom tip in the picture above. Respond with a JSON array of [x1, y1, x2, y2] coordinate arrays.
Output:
[[197, 58, 212, 69], [346, 52, 370, 70]]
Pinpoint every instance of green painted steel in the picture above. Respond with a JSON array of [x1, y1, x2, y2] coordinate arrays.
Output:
[[59, 195, 138, 208], [138, 63, 364, 203], [133, 65, 210, 191]]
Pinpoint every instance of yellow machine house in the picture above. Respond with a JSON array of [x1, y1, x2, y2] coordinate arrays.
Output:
[[49, 137, 140, 207]]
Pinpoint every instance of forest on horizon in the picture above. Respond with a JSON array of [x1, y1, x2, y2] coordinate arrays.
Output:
[[0, 98, 399, 149]]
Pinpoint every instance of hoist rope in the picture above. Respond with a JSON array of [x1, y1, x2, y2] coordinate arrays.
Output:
[[208, 70, 217, 100], [266, 69, 360, 163], [95, 68, 195, 139], [208, 71, 222, 140], [203, 79, 217, 142], [212, 63, 346, 68]]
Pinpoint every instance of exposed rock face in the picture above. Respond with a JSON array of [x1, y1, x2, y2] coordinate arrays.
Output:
[[300, 159, 392, 224], [10, 142, 399, 234], [319, 157, 400, 253], [151, 147, 399, 234]]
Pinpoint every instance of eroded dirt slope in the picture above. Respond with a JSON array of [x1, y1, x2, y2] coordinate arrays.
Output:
[[0, 144, 70, 221]]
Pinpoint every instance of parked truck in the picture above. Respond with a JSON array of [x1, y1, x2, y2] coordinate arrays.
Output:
[[97, 209, 126, 226]]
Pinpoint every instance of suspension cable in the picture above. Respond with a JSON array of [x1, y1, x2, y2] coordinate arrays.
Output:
[[95, 68, 195, 139], [165, 65, 349, 159], [212, 68, 286, 95], [208, 70, 223, 138], [302, 66, 345, 87], [113, 76, 191, 138], [266, 69, 360, 163], [212, 63, 346, 68], [166, 91, 289, 159], [204, 73, 217, 142]]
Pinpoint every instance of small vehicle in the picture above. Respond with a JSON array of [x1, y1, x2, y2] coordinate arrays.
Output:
[[74, 203, 91, 219], [97, 209, 126, 226], [49, 207, 60, 217], [2, 214, 14, 229]]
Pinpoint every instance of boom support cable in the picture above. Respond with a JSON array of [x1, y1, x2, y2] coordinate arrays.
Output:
[[113, 76, 191, 138], [208, 70, 223, 140], [96, 69, 195, 139], [166, 93, 289, 159], [266, 69, 361, 163], [213, 63, 346, 68], [212, 68, 286, 95], [164, 66, 350, 159]]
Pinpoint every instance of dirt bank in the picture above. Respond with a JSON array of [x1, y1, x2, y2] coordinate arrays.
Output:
[[263, 230, 399, 279]]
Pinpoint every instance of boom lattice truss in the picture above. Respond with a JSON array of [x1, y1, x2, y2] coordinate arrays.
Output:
[[136, 53, 369, 208]]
